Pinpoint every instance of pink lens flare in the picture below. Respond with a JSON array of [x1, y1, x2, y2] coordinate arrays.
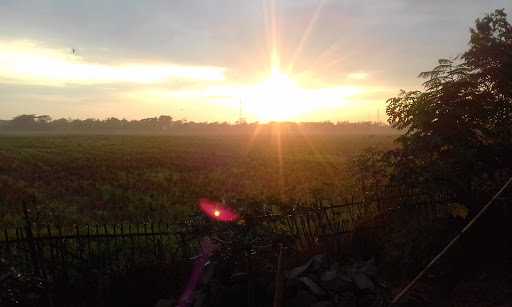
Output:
[[177, 237, 218, 307], [199, 198, 239, 222]]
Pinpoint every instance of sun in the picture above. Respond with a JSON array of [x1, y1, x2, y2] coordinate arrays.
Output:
[[245, 68, 310, 122], [240, 51, 364, 122]]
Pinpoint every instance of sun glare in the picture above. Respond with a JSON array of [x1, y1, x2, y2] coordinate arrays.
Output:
[[243, 65, 363, 122], [247, 68, 305, 121]]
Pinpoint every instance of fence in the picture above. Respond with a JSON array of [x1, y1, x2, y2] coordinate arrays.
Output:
[[0, 191, 454, 306], [1, 191, 454, 265]]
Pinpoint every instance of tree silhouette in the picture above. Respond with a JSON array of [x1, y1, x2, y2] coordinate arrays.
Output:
[[9, 114, 38, 130], [386, 9, 512, 206]]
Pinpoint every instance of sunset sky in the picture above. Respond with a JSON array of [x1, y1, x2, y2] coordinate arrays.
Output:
[[1, 0, 510, 122]]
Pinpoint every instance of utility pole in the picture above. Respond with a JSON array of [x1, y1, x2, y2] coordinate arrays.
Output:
[[239, 99, 242, 124], [238, 98, 246, 124]]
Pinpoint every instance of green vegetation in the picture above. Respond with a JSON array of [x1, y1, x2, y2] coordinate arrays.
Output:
[[0, 115, 396, 135], [1, 9, 511, 307], [382, 9, 512, 208], [0, 133, 396, 227]]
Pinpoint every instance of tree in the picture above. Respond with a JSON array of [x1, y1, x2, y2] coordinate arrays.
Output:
[[464, 9, 512, 99], [385, 9, 512, 206], [35, 115, 52, 124], [8, 114, 38, 130], [158, 115, 173, 130]]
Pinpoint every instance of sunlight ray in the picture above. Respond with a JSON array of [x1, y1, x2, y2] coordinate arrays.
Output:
[[301, 41, 356, 77], [295, 124, 340, 180], [309, 41, 342, 68], [287, 0, 327, 74], [244, 124, 265, 154], [262, 0, 272, 57], [262, 0, 280, 72], [273, 124, 286, 201]]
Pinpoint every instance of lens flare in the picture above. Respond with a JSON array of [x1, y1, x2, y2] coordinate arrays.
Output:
[[199, 198, 239, 222]]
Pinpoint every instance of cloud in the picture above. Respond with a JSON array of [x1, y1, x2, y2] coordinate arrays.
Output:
[[346, 72, 369, 80], [1, 1, 511, 121], [0, 40, 225, 86]]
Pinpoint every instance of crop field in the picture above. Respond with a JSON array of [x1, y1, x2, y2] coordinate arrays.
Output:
[[0, 133, 396, 227]]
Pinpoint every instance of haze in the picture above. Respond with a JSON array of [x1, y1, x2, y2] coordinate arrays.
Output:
[[1, 0, 510, 122]]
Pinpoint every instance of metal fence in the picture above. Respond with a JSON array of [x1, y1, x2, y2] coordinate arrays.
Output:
[[0, 191, 453, 306], [1, 191, 454, 271]]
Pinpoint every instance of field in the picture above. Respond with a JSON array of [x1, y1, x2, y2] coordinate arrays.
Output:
[[0, 133, 396, 227]]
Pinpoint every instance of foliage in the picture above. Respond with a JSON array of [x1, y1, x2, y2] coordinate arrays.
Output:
[[0, 134, 395, 227], [348, 147, 395, 197], [0, 114, 396, 135], [385, 9, 512, 204]]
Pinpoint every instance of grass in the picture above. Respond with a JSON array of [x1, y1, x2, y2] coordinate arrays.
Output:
[[0, 133, 396, 226]]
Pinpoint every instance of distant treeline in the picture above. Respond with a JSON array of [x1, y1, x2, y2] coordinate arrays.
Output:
[[0, 114, 398, 135]]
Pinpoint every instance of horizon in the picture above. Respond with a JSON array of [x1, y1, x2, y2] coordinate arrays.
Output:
[[0, 113, 388, 123], [1, 1, 511, 123], [0, 5, 511, 307], [0, 113, 394, 126]]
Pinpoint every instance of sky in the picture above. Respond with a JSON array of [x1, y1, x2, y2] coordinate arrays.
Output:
[[0, 0, 510, 123]]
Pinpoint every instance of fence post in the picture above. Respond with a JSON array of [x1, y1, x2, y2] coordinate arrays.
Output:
[[75, 225, 82, 260], [22, 199, 41, 277], [178, 232, 189, 259], [3, 229, 9, 252]]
